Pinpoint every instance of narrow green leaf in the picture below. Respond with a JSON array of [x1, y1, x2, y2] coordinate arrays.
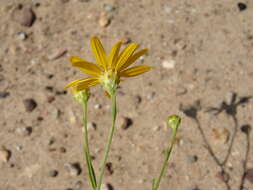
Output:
[[85, 150, 97, 189]]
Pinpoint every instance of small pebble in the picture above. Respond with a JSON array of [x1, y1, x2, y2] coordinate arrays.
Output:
[[152, 125, 161, 131], [133, 95, 142, 105], [164, 7, 172, 13], [47, 96, 55, 103], [94, 104, 102, 109], [238, 3, 247, 11], [99, 13, 111, 27], [0, 146, 11, 162], [101, 183, 114, 190], [13, 7, 36, 27], [16, 145, 23, 151], [45, 86, 54, 92], [162, 60, 176, 69], [87, 122, 97, 130], [55, 90, 67, 95], [48, 137, 56, 145], [59, 147, 66, 153], [64, 163, 81, 176], [176, 86, 187, 96], [15, 127, 32, 136], [104, 4, 115, 12], [147, 91, 156, 100], [52, 108, 61, 119], [0, 91, 10, 98], [105, 162, 113, 175], [68, 110, 76, 124], [23, 98, 37, 112], [121, 37, 131, 44], [74, 180, 83, 189], [17, 32, 27, 40], [48, 169, 58, 177], [48, 49, 67, 60], [118, 116, 133, 130], [187, 155, 198, 163], [245, 168, 253, 183], [240, 124, 251, 134]]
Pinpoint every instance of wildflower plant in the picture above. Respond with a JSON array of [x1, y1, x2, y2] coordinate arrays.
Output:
[[65, 37, 181, 190]]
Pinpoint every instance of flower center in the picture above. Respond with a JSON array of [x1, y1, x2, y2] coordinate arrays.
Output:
[[99, 70, 119, 96]]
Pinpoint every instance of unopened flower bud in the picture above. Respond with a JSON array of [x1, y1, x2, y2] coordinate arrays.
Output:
[[72, 87, 90, 104], [167, 115, 181, 133]]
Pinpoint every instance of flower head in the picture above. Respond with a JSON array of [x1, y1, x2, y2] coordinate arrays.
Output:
[[65, 37, 151, 96]]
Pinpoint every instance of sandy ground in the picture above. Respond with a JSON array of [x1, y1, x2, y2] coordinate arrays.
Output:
[[0, 0, 253, 190]]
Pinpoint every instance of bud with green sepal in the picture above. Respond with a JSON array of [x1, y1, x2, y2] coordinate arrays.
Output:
[[167, 115, 181, 134], [152, 114, 181, 190]]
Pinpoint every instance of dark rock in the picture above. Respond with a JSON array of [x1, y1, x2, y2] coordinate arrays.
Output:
[[187, 155, 198, 163], [45, 86, 54, 92], [133, 95, 142, 105], [59, 147, 66, 153], [55, 90, 67, 95], [47, 96, 55, 103], [23, 98, 37, 112], [106, 183, 114, 190], [241, 124, 251, 134], [64, 163, 82, 176], [48, 169, 58, 177], [238, 3, 247, 11], [13, 7, 36, 27], [15, 127, 32, 136], [0, 91, 10, 98], [37, 116, 44, 121], [105, 162, 113, 175], [118, 116, 133, 130]]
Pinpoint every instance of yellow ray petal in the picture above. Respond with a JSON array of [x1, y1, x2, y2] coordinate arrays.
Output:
[[115, 43, 139, 71], [119, 48, 148, 71], [65, 77, 98, 88], [119, 65, 151, 77], [75, 79, 99, 91], [70, 56, 101, 76], [91, 37, 107, 70], [108, 41, 122, 69]]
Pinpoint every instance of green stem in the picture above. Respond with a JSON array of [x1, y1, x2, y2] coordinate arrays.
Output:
[[82, 101, 97, 190], [82, 101, 90, 155], [153, 133, 177, 190], [96, 93, 117, 190]]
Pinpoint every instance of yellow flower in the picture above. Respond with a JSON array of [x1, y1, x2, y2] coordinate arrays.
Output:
[[65, 37, 151, 96]]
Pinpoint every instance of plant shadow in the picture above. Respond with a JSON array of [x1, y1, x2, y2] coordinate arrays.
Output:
[[179, 93, 252, 190]]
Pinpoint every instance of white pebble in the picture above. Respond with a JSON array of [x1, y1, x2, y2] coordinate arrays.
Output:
[[94, 104, 102, 109], [164, 7, 172, 13], [162, 60, 176, 69], [17, 32, 27, 40]]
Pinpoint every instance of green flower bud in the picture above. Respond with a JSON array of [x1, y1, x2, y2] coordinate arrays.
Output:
[[72, 88, 90, 104], [167, 115, 181, 133]]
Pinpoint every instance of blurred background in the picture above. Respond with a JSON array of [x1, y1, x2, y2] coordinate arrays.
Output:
[[0, 0, 252, 190]]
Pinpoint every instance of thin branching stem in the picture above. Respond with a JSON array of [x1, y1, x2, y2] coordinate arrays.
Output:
[[96, 93, 117, 190]]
